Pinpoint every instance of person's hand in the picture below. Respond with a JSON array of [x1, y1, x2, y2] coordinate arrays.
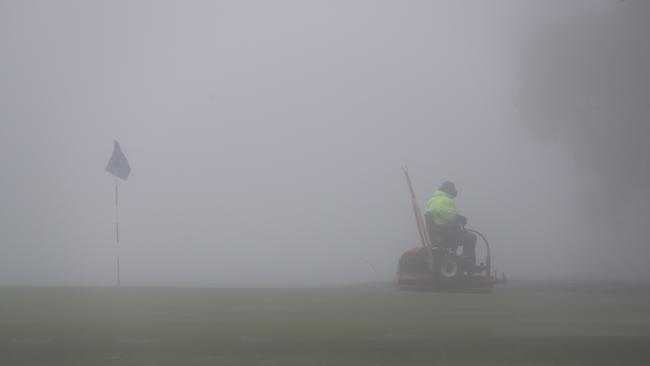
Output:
[[457, 215, 468, 226]]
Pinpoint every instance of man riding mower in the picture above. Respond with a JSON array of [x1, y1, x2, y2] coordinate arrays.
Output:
[[397, 170, 505, 291], [425, 181, 485, 274]]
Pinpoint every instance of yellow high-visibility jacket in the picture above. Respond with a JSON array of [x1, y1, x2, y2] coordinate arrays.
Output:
[[425, 190, 458, 225]]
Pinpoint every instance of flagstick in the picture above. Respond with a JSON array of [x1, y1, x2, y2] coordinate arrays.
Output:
[[114, 177, 120, 287]]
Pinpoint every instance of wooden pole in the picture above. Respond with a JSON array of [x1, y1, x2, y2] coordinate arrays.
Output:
[[402, 166, 431, 247]]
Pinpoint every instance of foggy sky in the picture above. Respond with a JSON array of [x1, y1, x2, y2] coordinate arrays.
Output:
[[518, 0, 650, 279], [1, 0, 641, 286]]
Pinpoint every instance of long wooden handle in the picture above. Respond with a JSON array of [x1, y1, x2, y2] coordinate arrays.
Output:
[[402, 166, 431, 247]]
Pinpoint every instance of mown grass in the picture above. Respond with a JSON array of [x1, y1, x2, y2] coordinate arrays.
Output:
[[0, 280, 649, 365]]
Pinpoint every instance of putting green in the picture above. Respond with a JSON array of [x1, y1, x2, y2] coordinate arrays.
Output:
[[0, 280, 649, 365]]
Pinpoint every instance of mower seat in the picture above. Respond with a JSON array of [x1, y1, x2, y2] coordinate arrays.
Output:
[[424, 212, 459, 250]]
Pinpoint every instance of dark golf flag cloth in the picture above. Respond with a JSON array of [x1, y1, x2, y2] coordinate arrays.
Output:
[[106, 141, 131, 180]]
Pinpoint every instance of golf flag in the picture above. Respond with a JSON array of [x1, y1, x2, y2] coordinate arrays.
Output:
[[106, 140, 131, 180]]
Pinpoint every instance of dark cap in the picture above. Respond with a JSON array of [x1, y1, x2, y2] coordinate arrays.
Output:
[[439, 181, 457, 197]]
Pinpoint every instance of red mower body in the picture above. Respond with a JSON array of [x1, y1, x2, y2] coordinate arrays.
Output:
[[397, 246, 506, 291]]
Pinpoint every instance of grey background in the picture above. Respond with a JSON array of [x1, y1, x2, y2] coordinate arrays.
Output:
[[1, 0, 647, 286]]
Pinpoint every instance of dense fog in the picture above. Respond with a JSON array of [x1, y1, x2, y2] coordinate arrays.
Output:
[[517, 0, 650, 280], [1, 0, 647, 286]]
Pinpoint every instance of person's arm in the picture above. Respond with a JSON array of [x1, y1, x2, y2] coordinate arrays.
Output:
[[456, 214, 467, 226], [441, 200, 467, 226], [437, 200, 458, 225]]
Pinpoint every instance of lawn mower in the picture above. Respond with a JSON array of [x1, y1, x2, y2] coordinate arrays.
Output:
[[397, 168, 506, 292]]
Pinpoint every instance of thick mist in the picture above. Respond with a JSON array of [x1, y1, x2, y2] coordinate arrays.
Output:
[[0, 0, 644, 286], [518, 0, 650, 279]]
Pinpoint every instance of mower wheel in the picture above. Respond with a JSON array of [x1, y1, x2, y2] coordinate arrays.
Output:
[[434, 254, 462, 283]]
